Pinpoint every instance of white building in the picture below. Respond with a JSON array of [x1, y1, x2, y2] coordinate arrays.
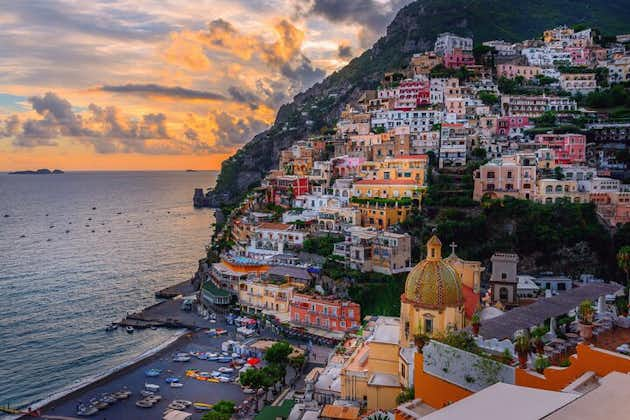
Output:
[[371, 109, 443, 133], [522, 47, 571, 67], [247, 223, 307, 256], [434, 32, 473, 56]]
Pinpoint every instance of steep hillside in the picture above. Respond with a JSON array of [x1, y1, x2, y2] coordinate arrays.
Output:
[[206, 0, 630, 207]]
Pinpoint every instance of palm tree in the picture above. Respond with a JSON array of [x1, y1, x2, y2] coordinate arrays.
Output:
[[617, 246, 630, 285]]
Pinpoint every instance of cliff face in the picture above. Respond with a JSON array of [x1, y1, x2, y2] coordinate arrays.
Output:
[[204, 0, 630, 207]]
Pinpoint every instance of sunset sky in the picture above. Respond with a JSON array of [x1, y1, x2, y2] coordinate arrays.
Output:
[[0, 0, 410, 171]]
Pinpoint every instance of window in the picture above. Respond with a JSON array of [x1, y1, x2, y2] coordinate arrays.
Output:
[[424, 318, 433, 334], [499, 287, 509, 301]]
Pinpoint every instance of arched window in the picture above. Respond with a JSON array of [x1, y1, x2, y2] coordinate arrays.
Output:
[[546, 185, 553, 193]]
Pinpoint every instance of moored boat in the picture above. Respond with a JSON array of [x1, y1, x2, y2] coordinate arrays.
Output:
[[193, 402, 213, 411], [126, 326, 134, 333]]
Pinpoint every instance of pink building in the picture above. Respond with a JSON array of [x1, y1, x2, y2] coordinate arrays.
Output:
[[496, 64, 541, 80], [567, 47, 589, 66], [290, 293, 361, 333], [394, 79, 430, 110], [443, 48, 475, 68], [535, 133, 586, 164], [496, 116, 530, 137], [473, 154, 537, 201], [333, 156, 366, 177]]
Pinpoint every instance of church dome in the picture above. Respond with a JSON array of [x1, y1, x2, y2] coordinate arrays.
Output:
[[403, 235, 464, 309]]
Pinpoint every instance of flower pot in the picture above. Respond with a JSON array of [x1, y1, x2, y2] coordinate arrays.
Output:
[[472, 323, 480, 335], [579, 322, 593, 339]]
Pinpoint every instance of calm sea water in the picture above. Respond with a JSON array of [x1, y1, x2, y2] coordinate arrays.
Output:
[[0, 171, 216, 409]]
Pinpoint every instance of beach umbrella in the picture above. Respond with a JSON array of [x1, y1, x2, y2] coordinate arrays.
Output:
[[247, 357, 261, 366]]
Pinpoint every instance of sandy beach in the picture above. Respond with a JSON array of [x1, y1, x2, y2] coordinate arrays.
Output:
[[34, 325, 247, 420]]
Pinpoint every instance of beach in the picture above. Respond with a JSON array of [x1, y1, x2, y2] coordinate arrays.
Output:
[[33, 316, 244, 420]]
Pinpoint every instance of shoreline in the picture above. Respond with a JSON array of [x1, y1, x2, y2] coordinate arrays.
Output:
[[14, 328, 190, 420]]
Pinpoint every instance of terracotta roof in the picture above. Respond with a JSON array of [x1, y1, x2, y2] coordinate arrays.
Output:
[[320, 405, 360, 420], [354, 179, 417, 185], [257, 222, 291, 230]]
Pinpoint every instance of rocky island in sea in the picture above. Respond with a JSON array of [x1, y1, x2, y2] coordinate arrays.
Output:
[[9, 168, 64, 175]]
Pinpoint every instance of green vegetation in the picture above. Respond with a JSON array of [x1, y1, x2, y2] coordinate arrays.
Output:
[[581, 83, 630, 110], [498, 76, 568, 96], [557, 65, 596, 74], [201, 401, 236, 420], [350, 196, 414, 207], [302, 235, 344, 257], [396, 387, 415, 404], [255, 399, 295, 420], [429, 64, 471, 81], [478, 91, 499, 106]]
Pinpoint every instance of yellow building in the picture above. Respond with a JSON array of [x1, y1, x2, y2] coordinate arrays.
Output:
[[535, 178, 589, 204], [340, 317, 402, 411], [351, 201, 411, 229], [399, 236, 467, 347], [339, 236, 483, 411], [238, 280, 294, 321], [359, 155, 429, 187], [353, 179, 420, 200]]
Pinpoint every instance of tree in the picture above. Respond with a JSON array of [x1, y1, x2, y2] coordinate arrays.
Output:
[[201, 400, 235, 420], [264, 341, 294, 365], [554, 166, 565, 180], [535, 111, 557, 127], [618, 246, 630, 284], [239, 368, 273, 389], [471, 147, 487, 159], [478, 91, 499, 106]]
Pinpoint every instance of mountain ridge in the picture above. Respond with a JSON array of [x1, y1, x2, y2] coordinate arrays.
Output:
[[204, 0, 630, 208]]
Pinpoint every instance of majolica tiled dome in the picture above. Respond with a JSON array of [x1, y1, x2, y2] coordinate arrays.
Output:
[[404, 235, 463, 309]]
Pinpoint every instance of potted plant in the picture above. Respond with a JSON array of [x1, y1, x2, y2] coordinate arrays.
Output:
[[534, 355, 550, 374], [514, 334, 530, 369], [471, 311, 481, 335], [578, 300, 594, 339]]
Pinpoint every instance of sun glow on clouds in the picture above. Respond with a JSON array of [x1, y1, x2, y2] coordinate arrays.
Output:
[[0, 0, 406, 170]]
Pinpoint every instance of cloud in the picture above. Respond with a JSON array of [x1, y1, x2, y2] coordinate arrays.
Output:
[[100, 84, 227, 101], [1, 91, 270, 155], [2, 0, 173, 41], [164, 18, 326, 91], [305, 0, 412, 47], [337, 42, 354, 59]]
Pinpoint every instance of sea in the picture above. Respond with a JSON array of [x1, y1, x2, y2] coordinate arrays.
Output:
[[0, 171, 217, 410]]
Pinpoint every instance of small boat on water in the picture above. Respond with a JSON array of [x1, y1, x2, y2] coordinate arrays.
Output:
[[173, 354, 191, 362], [91, 400, 108, 410], [76, 403, 98, 416], [193, 402, 213, 411], [113, 390, 131, 399], [218, 367, 234, 373], [145, 368, 161, 377], [101, 394, 117, 404], [144, 383, 160, 392], [126, 326, 134, 334], [135, 399, 153, 408], [140, 390, 155, 397], [164, 377, 180, 384], [170, 382, 184, 388], [105, 323, 117, 332]]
